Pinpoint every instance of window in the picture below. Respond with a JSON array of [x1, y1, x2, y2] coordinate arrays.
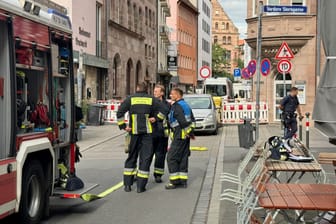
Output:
[[96, 3, 102, 57], [215, 10, 219, 16], [268, 0, 280, 5], [149, 9, 151, 28], [223, 36, 226, 44], [202, 39, 210, 53], [152, 46, 155, 58], [226, 23, 229, 30], [214, 35, 218, 44], [215, 22, 218, 30], [228, 36, 231, 45], [145, 7, 148, 25], [292, 0, 304, 6], [225, 50, 231, 60], [145, 44, 147, 57], [133, 4, 137, 32]]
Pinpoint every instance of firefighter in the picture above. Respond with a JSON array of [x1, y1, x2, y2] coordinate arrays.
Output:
[[117, 83, 166, 193], [166, 87, 195, 190], [151, 85, 170, 183]]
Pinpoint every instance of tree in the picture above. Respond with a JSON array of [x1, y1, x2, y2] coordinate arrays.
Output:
[[211, 43, 232, 79]]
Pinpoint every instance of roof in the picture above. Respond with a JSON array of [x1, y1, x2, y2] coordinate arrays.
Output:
[[178, 0, 199, 14]]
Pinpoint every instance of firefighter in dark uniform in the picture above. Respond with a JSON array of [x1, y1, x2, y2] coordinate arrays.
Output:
[[166, 87, 195, 190], [279, 87, 303, 139], [117, 83, 165, 193], [151, 85, 170, 183]]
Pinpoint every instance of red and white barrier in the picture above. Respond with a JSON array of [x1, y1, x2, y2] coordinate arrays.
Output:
[[96, 100, 128, 124], [221, 101, 268, 124]]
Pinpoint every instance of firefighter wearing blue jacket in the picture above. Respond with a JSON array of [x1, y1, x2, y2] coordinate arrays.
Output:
[[117, 83, 166, 193], [166, 88, 195, 190]]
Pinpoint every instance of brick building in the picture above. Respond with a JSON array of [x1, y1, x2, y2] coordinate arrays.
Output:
[[246, 0, 319, 123], [166, 0, 198, 92], [104, 0, 157, 99], [212, 0, 240, 75]]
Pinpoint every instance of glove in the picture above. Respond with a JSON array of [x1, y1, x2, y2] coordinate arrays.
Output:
[[75, 144, 82, 163]]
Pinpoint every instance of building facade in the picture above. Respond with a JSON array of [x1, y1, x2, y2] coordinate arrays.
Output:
[[104, 0, 157, 99], [53, 0, 109, 103], [198, 0, 212, 82], [176, 0, 198, 92], [157, 0, 171, 95], [246, 0, 318, 123], [212, 0, 240, 75]]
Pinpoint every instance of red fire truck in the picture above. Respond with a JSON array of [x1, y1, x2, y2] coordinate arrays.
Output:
[[0, 0, 95, 223]]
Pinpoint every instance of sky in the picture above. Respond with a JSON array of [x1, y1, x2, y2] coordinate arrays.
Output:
[[219, 0, 247, 38]]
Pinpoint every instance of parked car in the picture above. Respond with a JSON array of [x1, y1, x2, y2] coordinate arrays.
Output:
[[183, 94, 218, 135]]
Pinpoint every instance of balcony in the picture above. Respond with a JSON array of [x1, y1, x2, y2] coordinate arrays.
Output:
[[159, 25, 170, 43], [160, 0, 171, 17], [245, 14, 316, 57]]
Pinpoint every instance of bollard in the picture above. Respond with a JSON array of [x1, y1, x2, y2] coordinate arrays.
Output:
[[299, 115, 303, 140], [305, 112, 310, 148]]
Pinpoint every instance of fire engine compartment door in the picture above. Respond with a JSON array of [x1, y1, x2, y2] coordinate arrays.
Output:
[[0, 18, 17, 215], [0, 18, 13, 160]]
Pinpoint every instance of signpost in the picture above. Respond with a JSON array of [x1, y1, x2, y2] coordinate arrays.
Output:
[[275, 42, 294, 98], [247, 60, 257, 77], [260, 58, 271, 76], [233, 68, 241, 81], [263, 5, 307, 13], [200, 65, 211, 79], [200, 65, 211, 93]]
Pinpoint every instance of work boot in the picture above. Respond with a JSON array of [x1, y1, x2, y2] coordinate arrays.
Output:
[[137, 187, 146, 193], [124, 185, 131, 192], [155, 176, 162, 183], [165, 183, 177, 190]]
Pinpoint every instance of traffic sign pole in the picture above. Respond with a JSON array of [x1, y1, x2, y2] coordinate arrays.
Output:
[[255, 1, 263, 143]]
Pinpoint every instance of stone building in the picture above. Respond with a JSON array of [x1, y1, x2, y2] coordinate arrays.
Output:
[[105, 0, 158, 99], [212, 0, 240, 75], [246, 0, 319, 123], [53, 0, 109, 103]]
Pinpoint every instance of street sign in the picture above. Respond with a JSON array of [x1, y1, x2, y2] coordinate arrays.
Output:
[[233, 68, 241, 77], [264, 5, 307, 13], [277, 59, 292, 73], [275, 42, 294, 59], [247, 60, 257, 76], [260, 58, 271, 76], [241, 67, 250, 79], [199, 65, 211, 79]]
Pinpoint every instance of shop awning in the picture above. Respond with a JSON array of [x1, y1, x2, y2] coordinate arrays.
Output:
[[313, 0, 336, 139]]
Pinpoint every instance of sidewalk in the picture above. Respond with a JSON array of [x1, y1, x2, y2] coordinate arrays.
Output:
[[77, 124, 122, 151]]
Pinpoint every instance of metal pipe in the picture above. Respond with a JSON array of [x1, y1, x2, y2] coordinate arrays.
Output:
[[299, 115, 303, 140], [255, 1, 263, 142], [305, 112, 310, 148], [316, 0, 321, 79]]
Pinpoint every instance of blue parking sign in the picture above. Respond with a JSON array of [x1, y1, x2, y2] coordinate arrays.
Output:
[[233, 68, 241, 77]]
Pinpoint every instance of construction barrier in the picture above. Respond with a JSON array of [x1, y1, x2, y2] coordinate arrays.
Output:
[[96, 100, 128, 124], [221, 101, 268, 124]]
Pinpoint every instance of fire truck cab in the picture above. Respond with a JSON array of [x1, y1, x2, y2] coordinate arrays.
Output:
[[0, 0, 95, 223]]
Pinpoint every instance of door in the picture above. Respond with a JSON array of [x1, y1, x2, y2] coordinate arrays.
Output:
[[0, 16, 17, 216], [274, 73, 292, 121]]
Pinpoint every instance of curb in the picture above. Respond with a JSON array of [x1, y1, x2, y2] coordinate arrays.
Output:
[[80, 132, 124, 152], [190, 128, 223, 224]]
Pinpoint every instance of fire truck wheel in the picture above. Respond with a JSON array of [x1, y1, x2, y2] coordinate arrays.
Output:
[[19, 160, 46, 224]]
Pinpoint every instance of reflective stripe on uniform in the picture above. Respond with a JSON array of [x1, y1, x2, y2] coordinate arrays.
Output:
[[179, 172, 188, 180], [124, 168, 137, 176], [131, 97, 153, 105], [117, 118, 125, 126], [131, 114, 138, 134], [181, 129, 186, 139], [154, 168, 164, 175], [157, 112, 165, 120], [145, 114, 153, 133], [169, 173, 180, 180], [137, 170, 149, 179]]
